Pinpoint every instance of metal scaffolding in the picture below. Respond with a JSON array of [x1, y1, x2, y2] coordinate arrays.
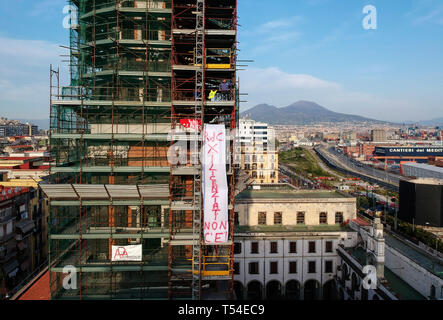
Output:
[[47, 0, 237, 300], [168, 0, 237, 300]]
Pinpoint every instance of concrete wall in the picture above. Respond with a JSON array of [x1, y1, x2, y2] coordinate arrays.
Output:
[[385, 244, 443, 299], [233, 236, 350, 299], [236, 199, 355, 227]]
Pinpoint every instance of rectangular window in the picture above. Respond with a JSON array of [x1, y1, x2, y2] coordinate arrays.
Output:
[[335, 212, 344, 224], [6, 221, 13, 235], [270, 261, 278, 274], [297, 212, 305, 224], [289, 261, 297, 274], [251, 242, 259, 254], [273, 212, 282, 225], [234, 212, 239, 226], [320, 212, 328, 224], [325, 261, 333, 273], [270, 241, 278, 254], [289, 241, 297, 253], [308, 261, 316, 273], [325, 241, 333, 253], [249, 262, 259, 274], [308, 241, 316, 253], [234, 262, 240, 275], [234, 242, 242, 254], [258, 212, 266, 225]]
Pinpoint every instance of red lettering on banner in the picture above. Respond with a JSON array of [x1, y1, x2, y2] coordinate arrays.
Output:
[[208, 143, 218, 154], [113, 247, 128, 260], [203, 125, 228, 244], [215, 233, 224, 242], [180, 119, 202, 131]]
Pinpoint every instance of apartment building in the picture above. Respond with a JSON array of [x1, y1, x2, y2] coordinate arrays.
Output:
[[236, 119, 279, 184], [0, 186, 48, 299]]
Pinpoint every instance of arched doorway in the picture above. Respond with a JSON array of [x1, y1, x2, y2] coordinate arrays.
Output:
[[285, 280, 301, 300], [351, 272, 360, 299], [234, 281, 244, 300], [430, 285, 436, 300], [266, 280, 282, 300], [339, 287, 345, 300], [361, 288, 368, 300], [342, 263, 350, 281], [247, 281, 263, 300], [323, 280, 337, 300], [304, 280, 320, 300]]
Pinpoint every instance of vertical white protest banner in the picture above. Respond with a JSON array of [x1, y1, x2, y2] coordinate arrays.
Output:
[[202, 124, 229, 244]]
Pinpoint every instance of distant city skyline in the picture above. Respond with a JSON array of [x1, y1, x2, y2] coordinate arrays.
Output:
[[0, 0, 443, 122]]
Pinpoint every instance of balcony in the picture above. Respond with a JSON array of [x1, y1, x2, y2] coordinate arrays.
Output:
[[15, 220, 36, 241]]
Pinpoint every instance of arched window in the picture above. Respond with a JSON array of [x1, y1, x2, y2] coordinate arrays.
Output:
[[430, 285, 436, 299], [342, 263, 350, 280], [351, 273, 360, 292]]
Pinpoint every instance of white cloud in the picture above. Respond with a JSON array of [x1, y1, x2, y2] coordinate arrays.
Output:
[[241, 16, 305, 51], [260, 16, 305, 31], [405, 1, 443, 25], [239, 67, 433, 122]]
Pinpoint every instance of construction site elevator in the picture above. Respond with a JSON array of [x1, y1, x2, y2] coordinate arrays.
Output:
[[43, 0, 238, 300]]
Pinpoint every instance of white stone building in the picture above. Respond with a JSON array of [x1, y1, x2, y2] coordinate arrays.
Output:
[[233, 184, 358, 299]]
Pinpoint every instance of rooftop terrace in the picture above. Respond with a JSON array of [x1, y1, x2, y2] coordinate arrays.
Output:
[[235, 224, 351, 234], [347, 246, 426, 300], [236, 184, 352, 200], [385, 233, 443, 280]]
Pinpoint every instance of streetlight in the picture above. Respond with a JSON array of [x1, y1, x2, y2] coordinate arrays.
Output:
[[372, 184, 376, 211], [391, 197, 398, 231], [425, 222, 439, 251]]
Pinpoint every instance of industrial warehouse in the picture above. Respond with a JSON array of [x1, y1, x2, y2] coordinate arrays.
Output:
[[373, 146, 443, 163]]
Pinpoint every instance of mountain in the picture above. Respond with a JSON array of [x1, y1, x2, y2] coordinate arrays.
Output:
[[240, 101, 387, 125], [418, 117, 443, 127]]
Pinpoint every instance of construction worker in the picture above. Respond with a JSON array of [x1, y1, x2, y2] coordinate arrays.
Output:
[[218, 79, 231, 101], [194, 87, 202, 100]]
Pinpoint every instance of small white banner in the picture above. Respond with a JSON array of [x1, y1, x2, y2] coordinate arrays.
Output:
[[111, 245, 142, 262], [202, 124, 229, 244]]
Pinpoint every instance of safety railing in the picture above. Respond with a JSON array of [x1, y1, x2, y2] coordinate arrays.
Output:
[[200, 255, 232, 277]]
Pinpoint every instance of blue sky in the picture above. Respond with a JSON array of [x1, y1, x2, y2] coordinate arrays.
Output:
[[0, 0, 442, 122]]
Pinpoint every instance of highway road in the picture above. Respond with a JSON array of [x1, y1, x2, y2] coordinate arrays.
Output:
[[314, 145, 400, 192]]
